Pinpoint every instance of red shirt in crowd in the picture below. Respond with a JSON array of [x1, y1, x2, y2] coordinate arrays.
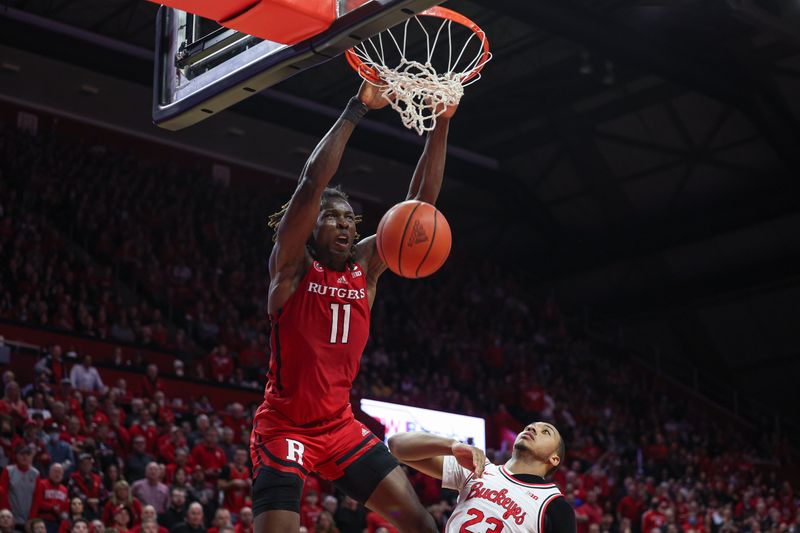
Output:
[[300, 502, 322, 530], [618, 494, 644, 523], [69, 470, 104, 500], [208, 351, 234, 383], [129, 423, 159, 455], [234, 522, 253, 533], [576, 501, 604, 533], [366, 511, 398, 533], [190, 443, 227, 477], [30, 479, 69, 522], [220, 463, 252, 513], [642, 509, 667, 533]]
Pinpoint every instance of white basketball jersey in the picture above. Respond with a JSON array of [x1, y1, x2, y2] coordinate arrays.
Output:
[[442, 457, 564, 533]]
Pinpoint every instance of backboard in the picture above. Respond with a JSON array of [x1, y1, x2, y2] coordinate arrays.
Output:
[[153, 0, 443, 130]]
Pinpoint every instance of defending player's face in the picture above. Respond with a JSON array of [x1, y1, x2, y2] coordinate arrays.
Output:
[[514, 421, 561, 461], [313, 198, 357, 259]]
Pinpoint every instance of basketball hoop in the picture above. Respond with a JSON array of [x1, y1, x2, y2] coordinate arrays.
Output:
[[345, 7, 491, 135]]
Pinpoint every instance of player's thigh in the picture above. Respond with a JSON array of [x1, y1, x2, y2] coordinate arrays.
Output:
[[362, 465, 438, 532], [253, 510, 299, 533], [251, 466, 305, 523], [364, 464, 424, 515], [330, 439, 399, 504]]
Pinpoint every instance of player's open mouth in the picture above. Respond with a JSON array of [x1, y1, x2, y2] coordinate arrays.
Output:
[[335, 235, 349, 247]]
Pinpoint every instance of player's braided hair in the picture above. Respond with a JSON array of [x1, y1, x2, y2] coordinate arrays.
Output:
[[267, 185, 363, 264]]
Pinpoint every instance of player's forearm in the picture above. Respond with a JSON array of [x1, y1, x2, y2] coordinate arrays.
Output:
[[388, 431, 457, 461], [407, 117, 450, 204], [301, 98, 368, 190]]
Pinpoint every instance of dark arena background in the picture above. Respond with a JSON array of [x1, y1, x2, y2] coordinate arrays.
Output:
[[1, 1, 799, 533]]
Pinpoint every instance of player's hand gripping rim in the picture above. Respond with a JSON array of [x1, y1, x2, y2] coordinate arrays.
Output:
[[452, 441, 486, 478]]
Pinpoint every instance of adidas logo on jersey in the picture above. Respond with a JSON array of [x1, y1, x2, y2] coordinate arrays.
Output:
[[407, 220, 428, 247], [337, 276, 347, 284]]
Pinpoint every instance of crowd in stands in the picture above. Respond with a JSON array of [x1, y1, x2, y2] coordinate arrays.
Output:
[[0, 120, 798, 533]]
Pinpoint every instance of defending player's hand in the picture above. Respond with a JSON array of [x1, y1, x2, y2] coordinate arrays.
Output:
[[357, 80, 392, 110], [452, 442, 486, 478]]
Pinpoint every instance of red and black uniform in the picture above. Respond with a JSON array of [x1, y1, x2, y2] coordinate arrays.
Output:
[[250, 261, 396, 516]]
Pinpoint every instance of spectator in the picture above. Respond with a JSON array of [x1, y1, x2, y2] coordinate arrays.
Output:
[[26, 518, 47, 533], [0, 510, 14, 533], [0, 444, 40, 527], [110, 505, 133, 533], [164, 449, 190, 485], [300, 491, 323, 531], [334, 496, 366, 533], [186, 468, 215, 525], [101, 481, 141, 527], [126, 436, 154, 482], [131, 463, 169, 515], [68, 356, 105, 394], [132, 507, 167, 533], [140, 366, 162, 400], [188, 430, 225, 481], [365, 511, 397, 533], [0, 382, 28, 430], [34, 346, 65, 385], [233, 508, 252, 533], [45, 428, 74, 469], [56, 499, 87, 533], [138, 520, 165, 533], [206, 509, 231, 533], [30, 463, 69, 533], [170, 502, 206, 533], [158, 488, 187, 531], [68, 519, 89, 533], [90, 521, 105, 533], [207, 347, 233, 384], [67, 457, 104, 520], [217, 448, 250, 516], [321, 496, 337, 517], [315, 511, 339, 533]]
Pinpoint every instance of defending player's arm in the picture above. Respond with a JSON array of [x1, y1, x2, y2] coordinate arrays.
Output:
[[545, 498, 577, 533], [268, 83, 388, 309], [387, 432, 485, 480]]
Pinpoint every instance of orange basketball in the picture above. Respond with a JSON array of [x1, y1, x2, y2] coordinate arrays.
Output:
[[376, 200, 452, 278]]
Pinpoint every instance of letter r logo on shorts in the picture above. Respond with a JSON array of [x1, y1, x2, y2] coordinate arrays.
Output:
[[285, 439, 305, 465]]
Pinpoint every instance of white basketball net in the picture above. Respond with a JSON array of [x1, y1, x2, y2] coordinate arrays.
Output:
[[350, 14, 491, 135]]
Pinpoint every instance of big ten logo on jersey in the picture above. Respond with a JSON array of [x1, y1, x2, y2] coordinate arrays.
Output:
[[313, 261, 324, 272], [285, 439, 305, 465]]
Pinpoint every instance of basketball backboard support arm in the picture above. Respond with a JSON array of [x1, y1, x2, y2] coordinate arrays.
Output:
[[153, 0, 443, 131]]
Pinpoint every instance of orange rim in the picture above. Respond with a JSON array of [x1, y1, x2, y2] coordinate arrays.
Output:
[[345, 6, 490, 85]]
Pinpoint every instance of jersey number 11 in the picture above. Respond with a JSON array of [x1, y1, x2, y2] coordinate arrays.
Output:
[[329, 303, 351, 344]]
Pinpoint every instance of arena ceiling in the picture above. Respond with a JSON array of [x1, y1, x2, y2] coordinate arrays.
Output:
[[1, 0, 799, 435]]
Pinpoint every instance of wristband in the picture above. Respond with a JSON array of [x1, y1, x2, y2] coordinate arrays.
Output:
[[341, 97, 370, 125]]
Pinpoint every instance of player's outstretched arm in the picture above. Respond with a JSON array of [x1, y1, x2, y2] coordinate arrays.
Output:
[[269, 83, 388, 281], [387, 432, 485, 480], [406, 104, 457, 205]]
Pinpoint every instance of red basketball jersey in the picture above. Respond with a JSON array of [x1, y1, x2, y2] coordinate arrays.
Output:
[[254, 260, 370, 428]]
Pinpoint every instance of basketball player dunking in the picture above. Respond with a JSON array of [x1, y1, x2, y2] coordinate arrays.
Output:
[[389, 422, 577, 533], [250, 82, 461, 533]]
